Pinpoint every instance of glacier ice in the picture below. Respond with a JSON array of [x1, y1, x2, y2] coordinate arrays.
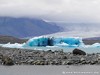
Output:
[[91, 43, 100, 47], [0, 42, 25, 48], [24, 36, 84, 47]]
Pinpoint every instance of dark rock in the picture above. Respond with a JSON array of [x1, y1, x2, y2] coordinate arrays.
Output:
[[62, 56, 67, 59], [47, 50, 52, 53], [72, 48, 86, 55], [66, 61, 74, 65], [2, 56, 14, 66]]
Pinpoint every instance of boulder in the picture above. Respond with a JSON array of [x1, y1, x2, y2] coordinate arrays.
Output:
[[72, 48, 86, 55], [2, 56, 14, 66]]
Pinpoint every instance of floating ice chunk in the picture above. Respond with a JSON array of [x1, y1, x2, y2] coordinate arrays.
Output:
[[1, 42, 25, 48], [0, 44, 3, 46], [25, 36, 84, 47], [91, 43, 100, 47]]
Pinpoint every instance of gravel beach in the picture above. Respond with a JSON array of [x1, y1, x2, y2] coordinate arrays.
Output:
[[0, 47, 100, 65]]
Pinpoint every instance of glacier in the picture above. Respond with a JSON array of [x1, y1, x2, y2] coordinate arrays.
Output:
[[0, 36, 100, 48]]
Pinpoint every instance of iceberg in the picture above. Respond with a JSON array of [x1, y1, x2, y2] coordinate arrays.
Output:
[[24, 36, 53, 47], [24, 36, 84, 47]]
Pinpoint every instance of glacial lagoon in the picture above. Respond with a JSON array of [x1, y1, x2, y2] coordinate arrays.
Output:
[[1, 36, 100, 53], [24, 46, 100, 53], [0, 37, 100, 75]]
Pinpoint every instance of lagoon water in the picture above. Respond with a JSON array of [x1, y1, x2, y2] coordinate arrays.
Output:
[[26, 47, 100, 53], [0, 65, 100, 75]]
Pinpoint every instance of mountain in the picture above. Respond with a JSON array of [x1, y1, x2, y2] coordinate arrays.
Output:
[[0, 17, 61, 38]]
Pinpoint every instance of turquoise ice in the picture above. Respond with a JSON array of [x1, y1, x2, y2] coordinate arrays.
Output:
[[25, 36, 84, 47]]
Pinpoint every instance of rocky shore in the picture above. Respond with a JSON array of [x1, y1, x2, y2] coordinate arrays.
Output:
[[0, 47, 100, 66]]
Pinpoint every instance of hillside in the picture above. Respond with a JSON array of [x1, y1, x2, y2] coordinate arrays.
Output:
[[0, 17, 61, 38]]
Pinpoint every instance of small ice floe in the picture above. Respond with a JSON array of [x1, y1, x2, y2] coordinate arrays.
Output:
[[91, 43, 100, 47], [1, 42, 25, 48]]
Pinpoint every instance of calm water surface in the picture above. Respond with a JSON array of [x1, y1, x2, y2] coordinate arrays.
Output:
[[26, 47, 100, 53], [0, 65, 100, 75]]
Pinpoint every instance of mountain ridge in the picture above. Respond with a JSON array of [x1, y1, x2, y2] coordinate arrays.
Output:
[[0, 17, 61, 38]]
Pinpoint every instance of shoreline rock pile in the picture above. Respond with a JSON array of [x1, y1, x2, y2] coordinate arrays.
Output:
[[0, 47, 100, 66]]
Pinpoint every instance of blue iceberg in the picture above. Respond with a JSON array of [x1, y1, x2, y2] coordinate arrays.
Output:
[[24, 36, 84, 47], [24, 36, 54, 47]]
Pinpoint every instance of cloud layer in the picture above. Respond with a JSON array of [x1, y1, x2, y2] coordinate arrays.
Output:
[[0, 0, 100, 22]]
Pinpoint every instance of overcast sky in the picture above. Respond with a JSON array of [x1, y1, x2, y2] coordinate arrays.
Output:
[[0, 0, 100, 22]]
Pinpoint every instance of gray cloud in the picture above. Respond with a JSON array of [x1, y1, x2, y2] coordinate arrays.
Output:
[[0, 0, 100, 22]]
